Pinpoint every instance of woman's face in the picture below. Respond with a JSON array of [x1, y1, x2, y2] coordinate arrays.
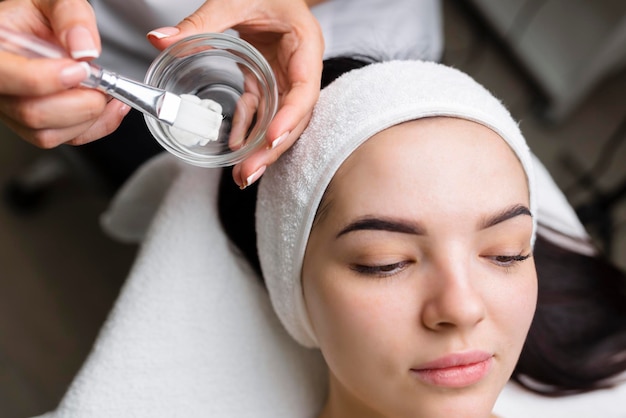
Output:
[[302, 117, 537, 418]]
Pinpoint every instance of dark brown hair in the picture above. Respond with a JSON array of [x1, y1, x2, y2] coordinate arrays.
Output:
[[513, 235, 626, 395]]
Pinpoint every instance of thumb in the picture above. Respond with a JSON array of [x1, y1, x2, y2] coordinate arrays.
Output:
[[41, 0, 101, 60], [147, 1, 245, 50]]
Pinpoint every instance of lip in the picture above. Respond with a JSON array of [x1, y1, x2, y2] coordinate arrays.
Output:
[[410, 351, 493, 388]]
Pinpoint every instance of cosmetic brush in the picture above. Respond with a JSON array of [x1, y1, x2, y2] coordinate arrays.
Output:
[[0, 25, 222, 140]]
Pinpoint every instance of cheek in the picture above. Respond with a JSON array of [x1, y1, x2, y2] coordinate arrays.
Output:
[[514, 267, 538, 330], [302, 266, 410, 374], [491, 264, 538, 354], [303, 267, 377, 349]]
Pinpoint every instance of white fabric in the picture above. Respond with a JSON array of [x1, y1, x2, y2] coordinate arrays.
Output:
[[493, 376, 626, 418], [91, 0, 443, 80], [39, 153, 328, 418], [533, 154, 595, 255], [312, 0, 443, 62], [257, 60, 537, 348]]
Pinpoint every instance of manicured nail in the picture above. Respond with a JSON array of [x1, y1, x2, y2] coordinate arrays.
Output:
[[269, 131, 289, 150], [67, 26, 99, 59], [59, 62, 90, 87], [147, 27, 180, 40], [240, 165, 266, 189]]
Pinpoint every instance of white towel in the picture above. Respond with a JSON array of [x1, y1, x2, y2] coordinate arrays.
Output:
[[40, 153, 327, 418], [532, 154, 596, 255]]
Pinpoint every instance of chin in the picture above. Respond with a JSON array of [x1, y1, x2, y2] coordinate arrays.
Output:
[[407, 398, 496, 418], [398, 384, 501, 418]]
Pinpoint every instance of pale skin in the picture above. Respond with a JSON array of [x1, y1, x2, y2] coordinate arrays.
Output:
[[0, 0, 324, 187], [302, 117, 538, 418]]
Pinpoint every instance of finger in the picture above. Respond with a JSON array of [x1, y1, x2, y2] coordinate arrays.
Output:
[[265, 35, 323, 148], [0, 52, 90, 95], [0, 88, 108, 130], [258, 83, 318, 156], [0, 115, 93, 149], [233, 111, 310, 189], [146, 0, 252, 49], [234, 30, 323, 188], [265, 110, 310, 166], [1, 99, 129, 148], [39, 0, 101, 59], [66, 100, 131, 145], [228, 91, 260, 151], [232, 147, 271, 189]]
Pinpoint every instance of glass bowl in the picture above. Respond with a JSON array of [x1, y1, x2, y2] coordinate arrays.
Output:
[[144, 33, 278, 167]]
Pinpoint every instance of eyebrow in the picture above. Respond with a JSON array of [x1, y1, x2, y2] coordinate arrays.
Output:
[[335, 204, 532, 238], [479, 204, 532, 230], [336, 217, 426, 238]]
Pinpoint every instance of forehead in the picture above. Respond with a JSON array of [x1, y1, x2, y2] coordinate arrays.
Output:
[[317, 117, 529, 224]]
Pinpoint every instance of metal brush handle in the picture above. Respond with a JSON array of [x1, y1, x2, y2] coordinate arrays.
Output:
[[0, 25, 173, 120]]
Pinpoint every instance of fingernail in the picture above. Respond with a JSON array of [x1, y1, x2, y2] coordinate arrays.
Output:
[[59, 62, 90, 87], [240, 165, 266, 189], [119, 103, 131, 116], [147, 27, 180, 40], [269, 131, 289, 150], [67, 26, 99, 59]]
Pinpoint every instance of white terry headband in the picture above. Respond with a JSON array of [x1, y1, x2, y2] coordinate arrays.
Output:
[[257, 60, 536, 348]]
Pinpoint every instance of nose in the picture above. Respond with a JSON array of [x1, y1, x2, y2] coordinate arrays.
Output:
[[421, 259, 486, 332]]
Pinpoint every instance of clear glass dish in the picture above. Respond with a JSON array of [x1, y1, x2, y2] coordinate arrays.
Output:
[[144, 33, 278, 167]]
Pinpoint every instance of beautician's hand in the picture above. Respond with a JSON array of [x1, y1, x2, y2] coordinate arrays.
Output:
[[0, 0, 130, 148], [147, 0, 325, 188]]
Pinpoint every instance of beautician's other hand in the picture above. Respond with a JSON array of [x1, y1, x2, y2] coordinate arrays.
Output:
[[147, 0, 325, 188], [0, 0, 131, 148]]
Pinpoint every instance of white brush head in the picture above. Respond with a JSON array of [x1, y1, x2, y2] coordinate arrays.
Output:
[[169, 94, 223, 145]]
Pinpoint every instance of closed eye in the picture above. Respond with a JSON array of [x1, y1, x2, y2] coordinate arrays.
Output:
[[351, 261, 411, 278], [488, 253, 531, 268]]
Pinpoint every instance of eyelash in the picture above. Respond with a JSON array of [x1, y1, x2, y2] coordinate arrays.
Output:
[[488, 253, 532, 269], [352, 253, 531, 277], [350, 251, 531, 279], [351, 261, 411, 278]]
